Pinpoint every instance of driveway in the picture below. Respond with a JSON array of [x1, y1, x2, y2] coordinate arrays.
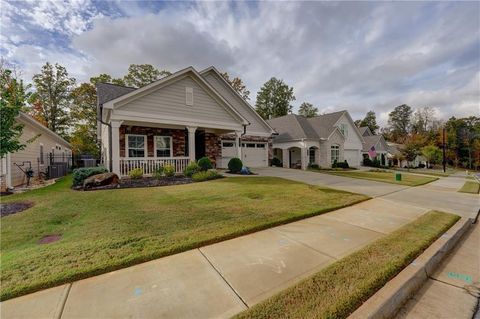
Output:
[[254, 167, 408, 197], [255, 167, 479, 219]]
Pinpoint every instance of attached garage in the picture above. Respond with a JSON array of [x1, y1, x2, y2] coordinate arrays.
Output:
[[344, 149, 361, 167], [219, 140, 268, 168]]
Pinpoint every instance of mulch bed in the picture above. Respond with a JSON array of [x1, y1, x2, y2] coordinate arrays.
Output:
[[0, 201, 34, 217], [83, 176, 193, 191]]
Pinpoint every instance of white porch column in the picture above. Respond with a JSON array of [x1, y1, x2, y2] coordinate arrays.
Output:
[[301, 147, 308, 170], [235, 131, 242, 159], [111, 120, 122, 176], [282, 148, 289, 168], [187, 126, 197, 162]]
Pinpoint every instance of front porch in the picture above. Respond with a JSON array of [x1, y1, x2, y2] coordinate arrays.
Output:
[[109, 122, 243, 177]]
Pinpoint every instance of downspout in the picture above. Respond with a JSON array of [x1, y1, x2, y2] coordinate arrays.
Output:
[[97, 105, 113, 172]]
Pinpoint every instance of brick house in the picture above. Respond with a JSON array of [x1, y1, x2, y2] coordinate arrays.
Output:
[[97, 66, 275, 176]]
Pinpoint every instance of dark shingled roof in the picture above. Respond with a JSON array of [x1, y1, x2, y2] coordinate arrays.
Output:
[[267, 111, 347, 142], [359, 127, 374, 136], [362, 135, 382, 152], [96, 83, 136, 106]]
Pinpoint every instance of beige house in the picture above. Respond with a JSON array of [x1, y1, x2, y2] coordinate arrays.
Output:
[[0, 113, 71, 190], [267, 111, 365, 169], [97, 66, 275, 177]]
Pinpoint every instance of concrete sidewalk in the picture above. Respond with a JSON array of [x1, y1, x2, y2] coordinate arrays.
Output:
[[1, 198, 428, 319], [396, 223, 480, 319]]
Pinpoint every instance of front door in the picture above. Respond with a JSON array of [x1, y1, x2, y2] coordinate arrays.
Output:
[[195, 130, 206, 160]]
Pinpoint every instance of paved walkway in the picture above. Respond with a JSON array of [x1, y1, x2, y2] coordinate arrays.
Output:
[[396, 223, 480, 319], [2, 197, 428, 319]]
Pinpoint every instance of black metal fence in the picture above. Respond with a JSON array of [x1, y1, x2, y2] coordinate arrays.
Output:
[[37, 153, 72, 179]]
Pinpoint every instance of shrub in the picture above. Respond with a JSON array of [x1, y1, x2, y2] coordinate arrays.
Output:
[[363, 158, 373, 167], [228, 157, 243, 173], [72, 167, 108, 186], [197, 157, 213, 171], [372, 158, 381, 168], [271, 157, 282, 167], [418, 163, 426, 168], [184, 161, 200, 177], [308, 163, 320, 170], [332, 160, 349, 169], [128, 168, 143, 179], [192, 169, 222, 182], [152, 166, 164, 179], [163, 164, 175, 177]]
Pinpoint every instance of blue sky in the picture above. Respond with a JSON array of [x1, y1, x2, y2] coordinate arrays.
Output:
[[1, 0, 479, 125]]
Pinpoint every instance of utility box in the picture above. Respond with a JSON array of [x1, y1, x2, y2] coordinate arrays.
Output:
[[396, 173, 402, 181]]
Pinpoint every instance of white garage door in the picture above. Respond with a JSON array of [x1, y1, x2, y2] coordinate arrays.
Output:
[[344, 149, 360, 167], [241, 142, 268, 168], [220, 140, 268, 168]]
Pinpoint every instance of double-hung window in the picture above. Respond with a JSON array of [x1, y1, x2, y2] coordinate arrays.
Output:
[[155, 136, 172, 157], [127, 135, 146, 157], [339, 124, 348, 137], [331, 145, 340, 164]]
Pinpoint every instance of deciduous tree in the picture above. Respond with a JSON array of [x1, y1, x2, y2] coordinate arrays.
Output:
[[388, 104, 413, 142], [123, 64, 170, 88], [255, 77, 295, 120], [421, 145, 442, 167], [0, 64, 30, 157], [358, 110, 379, 134], [30, 62, 75, 137], [221, 72, 250, 100], [298, 102, 318, 118]]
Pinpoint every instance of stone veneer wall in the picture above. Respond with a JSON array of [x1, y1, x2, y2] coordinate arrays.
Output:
[[205, 132, 221, 166], [119, 125, 186, 157]]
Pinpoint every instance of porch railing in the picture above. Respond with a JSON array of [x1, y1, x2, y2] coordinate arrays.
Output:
[[119, 157, 190, 176]]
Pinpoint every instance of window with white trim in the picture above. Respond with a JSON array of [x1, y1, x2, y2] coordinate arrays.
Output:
[[222, 141, 235, 148], [127, 135, 146, 157], [339, 124, 348, 137], [331, 145, 340, 164], [155, 136, 172, 157]]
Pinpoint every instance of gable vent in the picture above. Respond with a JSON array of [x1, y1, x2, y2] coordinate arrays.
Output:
[[186, 87, 193, 106]]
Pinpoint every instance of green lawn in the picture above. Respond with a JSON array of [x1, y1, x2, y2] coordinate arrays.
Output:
[[0, 176, 367, 301], [324, 170, 437, 186], [396, 169, 452, 177], [234, 211, 459, 319], [458, 181, 480, 194]]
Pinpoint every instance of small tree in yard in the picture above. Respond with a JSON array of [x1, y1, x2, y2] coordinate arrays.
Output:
[[421, 145, 442, 168], [0, 65, 30, 158], [401, 134, 425, 169]]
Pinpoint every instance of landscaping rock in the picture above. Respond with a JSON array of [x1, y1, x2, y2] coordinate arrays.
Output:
[[83, 172, 119, 189]]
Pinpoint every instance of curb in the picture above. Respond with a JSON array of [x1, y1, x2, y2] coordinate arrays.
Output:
[[349, 216, 473, 319]]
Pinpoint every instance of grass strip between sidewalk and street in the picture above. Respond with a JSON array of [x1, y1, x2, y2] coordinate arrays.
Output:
[[320, 170, 437, 186], [0, 175, 368, 301], [234, 210, 459, 319], [458, 181, 480, 194]]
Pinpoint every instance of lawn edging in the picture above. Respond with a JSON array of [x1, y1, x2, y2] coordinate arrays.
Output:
[[349, 216, 472, 319]]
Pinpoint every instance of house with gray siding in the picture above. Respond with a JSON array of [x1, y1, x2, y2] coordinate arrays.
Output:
[[97, 66, 275, 177], [267, 111, 364, 169]]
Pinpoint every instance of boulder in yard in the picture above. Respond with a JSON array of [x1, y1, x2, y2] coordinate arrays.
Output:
[[83, 172, 119, 189]]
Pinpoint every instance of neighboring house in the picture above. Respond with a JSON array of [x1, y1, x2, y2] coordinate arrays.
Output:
[[96, 66, 275, 177], [387, 142, 427, 168], [0, 112, 71, 190], [359, 127, 389, 166], [267, 111, 364, 169]]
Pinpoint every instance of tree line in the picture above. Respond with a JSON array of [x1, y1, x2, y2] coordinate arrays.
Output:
[[1, 60, 478, 169]]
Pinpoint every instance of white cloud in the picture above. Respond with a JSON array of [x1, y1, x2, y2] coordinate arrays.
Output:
[[2, 0, 479, 126]]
